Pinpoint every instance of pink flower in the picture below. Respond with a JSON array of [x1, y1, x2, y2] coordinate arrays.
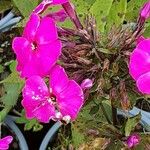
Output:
[[0, 136, 13, 150], [34, 0, 69, 14], [22, 65, 84, 123], [129, 39, 150, 94], [126, 134, 140, 148], [12, 13, 62, 78], [140, 0, 150, 20]]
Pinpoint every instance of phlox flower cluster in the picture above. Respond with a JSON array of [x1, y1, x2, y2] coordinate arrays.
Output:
[[12, 0, 86, 124]]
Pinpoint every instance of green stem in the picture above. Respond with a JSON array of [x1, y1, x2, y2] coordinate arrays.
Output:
[[0, 105, 12, 123], [111, 106, 118, 126]]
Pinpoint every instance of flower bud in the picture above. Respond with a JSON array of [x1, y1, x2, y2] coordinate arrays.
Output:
[[140, 1, 150, 20], [126, 134, 140, 148], [81, 79, 93, 90]]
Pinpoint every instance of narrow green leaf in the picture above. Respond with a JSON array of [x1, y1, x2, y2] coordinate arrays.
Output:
[[0, 1, 12, 14], [71, 124, 85, 148], [125, 113, 141, 136], [1, 83, 23, 106], [12, 0, 39, 17], [0, 65, 4, 73], [125, 0, 147, 21], [89, 0, 113, 32], [106, 0, 127, 32], [24, 119, 37, 131]]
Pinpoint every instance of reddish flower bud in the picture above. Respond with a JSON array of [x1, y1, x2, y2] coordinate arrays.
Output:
[[81, 79, 93, 90], [140, 1, 150, 20], [126, 134, 140, 148]]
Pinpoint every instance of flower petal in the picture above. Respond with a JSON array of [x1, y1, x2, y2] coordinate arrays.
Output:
[[35, 17, 58, 45], [33, 102, 55, 123], [52, 0, 68, 5], [59, 80, 84, 99], [22, 76, 49, 119], [21, 58, 39, 78], [136, 72, 150, 94], [58, 80, 84, 120], [50, 65, 69, 94], [0, 136, 13, 150], [137, 39, 150, 54], [21, 50, 59, 78], [129, 49, 150, 80], [23, 13, 40, 42], [12, 37, 31, 72], [58, 96, 83, 120], [38, 40, 62, 57]]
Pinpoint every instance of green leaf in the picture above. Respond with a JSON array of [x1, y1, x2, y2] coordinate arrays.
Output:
[[12, 0, 39, 17], [24, 119, 37, 131], [89, 105, 99, 115], [0, 70, 24, 85], [71, 124, 85, 148], [89, 0, 113, 32], [125, 113, 141, 136], [1, 82, 23, 106], [59, 0, 96, 28], [33, 123, 43, 132], [106, 0, 127, 32], [0, 0, 12, 14], [125, 0, 147, 21], [98, 48, 115, 54], [0, 65, 4, 73], [16, 112, 43, 132], [0, 64, 24, 106], [9, 60, 17, 72], [16, 116, 29, 124]]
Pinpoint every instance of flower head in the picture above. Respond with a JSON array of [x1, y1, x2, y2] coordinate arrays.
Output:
[[140, 1, 150, 20], [12, 13, 62, 78], [129, 38, 150, 94], [22, 65, 84, 123], [0, 136, 13, 150], [126, 134, 140, 148]]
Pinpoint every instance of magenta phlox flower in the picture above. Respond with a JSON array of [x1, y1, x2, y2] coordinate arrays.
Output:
[[34, 0, 69, 14], [129, 39, 150, 94], [22, 65, 84, 123], [0, 136, 13, 150], [12, 13, 62, 78], [126, 134, 140, 148]]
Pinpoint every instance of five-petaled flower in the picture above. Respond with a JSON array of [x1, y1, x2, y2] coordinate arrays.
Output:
[[0, 136, 13, 150], [12, 13, 62, 78], [22, 65, 84, 123], [129, 38, 150, 94]]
